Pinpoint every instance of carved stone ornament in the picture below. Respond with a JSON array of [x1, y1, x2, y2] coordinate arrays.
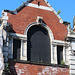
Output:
[[71, 41, 75, 55], [36, 16, 43, 23], [72, 49, 75, 55]]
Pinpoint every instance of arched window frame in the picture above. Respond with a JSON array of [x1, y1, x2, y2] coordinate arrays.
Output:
[[23, 22, 54, 63]]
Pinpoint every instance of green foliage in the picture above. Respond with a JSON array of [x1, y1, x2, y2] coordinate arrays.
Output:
[[51, 5, 52, 7], [21, 1, 25, 4], [57, 10, 61, 14], [2, 63, 11, 75], [61, 60, 65, 65]]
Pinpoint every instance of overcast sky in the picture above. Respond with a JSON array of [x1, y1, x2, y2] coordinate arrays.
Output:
[[0, 0, 75, 28]]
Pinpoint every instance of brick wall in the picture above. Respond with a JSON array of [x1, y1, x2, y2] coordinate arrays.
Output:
[[9, 61, 69, 75], [7, 5, 68, 41]]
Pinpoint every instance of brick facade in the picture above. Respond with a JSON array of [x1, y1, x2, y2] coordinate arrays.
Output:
[[9, 61, 69, 75], [0, 0, 72, 75], [7, 0, 68, 41]]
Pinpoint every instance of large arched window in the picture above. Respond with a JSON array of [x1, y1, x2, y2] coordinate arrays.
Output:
[[27, 25, 51, 63]]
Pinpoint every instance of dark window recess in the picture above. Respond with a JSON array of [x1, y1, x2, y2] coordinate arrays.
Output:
[[57, 46, 63, 64], [38, 2, 40, 6], [27, 25, 51, 64], [13, 39, 21, 60], [39, 19, 43, 23]]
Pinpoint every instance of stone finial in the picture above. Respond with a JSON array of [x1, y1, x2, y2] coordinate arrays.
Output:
[[73, 16, 75, 29]]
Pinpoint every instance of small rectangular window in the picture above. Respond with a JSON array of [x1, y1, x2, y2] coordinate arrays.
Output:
[[57, 46, 63, 64], [13, 39, 21, 60]]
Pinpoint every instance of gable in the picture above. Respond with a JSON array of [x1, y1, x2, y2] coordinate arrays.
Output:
[[5, 0, 63, 23], [6, 0, 68, 41]]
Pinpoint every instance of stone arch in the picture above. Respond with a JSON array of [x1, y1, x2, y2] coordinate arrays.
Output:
[[25, 22, 54, 41], [24, 22, 54, 63]]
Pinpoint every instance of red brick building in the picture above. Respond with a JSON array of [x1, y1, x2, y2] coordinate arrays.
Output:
[[1, 0, 75, 75]]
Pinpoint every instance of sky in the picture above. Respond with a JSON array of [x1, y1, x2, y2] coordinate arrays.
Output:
[[0, 0, 75, 28]]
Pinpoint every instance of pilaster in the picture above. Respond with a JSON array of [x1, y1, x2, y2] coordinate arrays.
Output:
[[21, 40, 27, 61]]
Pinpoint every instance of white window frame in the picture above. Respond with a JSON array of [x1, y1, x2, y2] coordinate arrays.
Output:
[[8, 33, 27, 60]]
